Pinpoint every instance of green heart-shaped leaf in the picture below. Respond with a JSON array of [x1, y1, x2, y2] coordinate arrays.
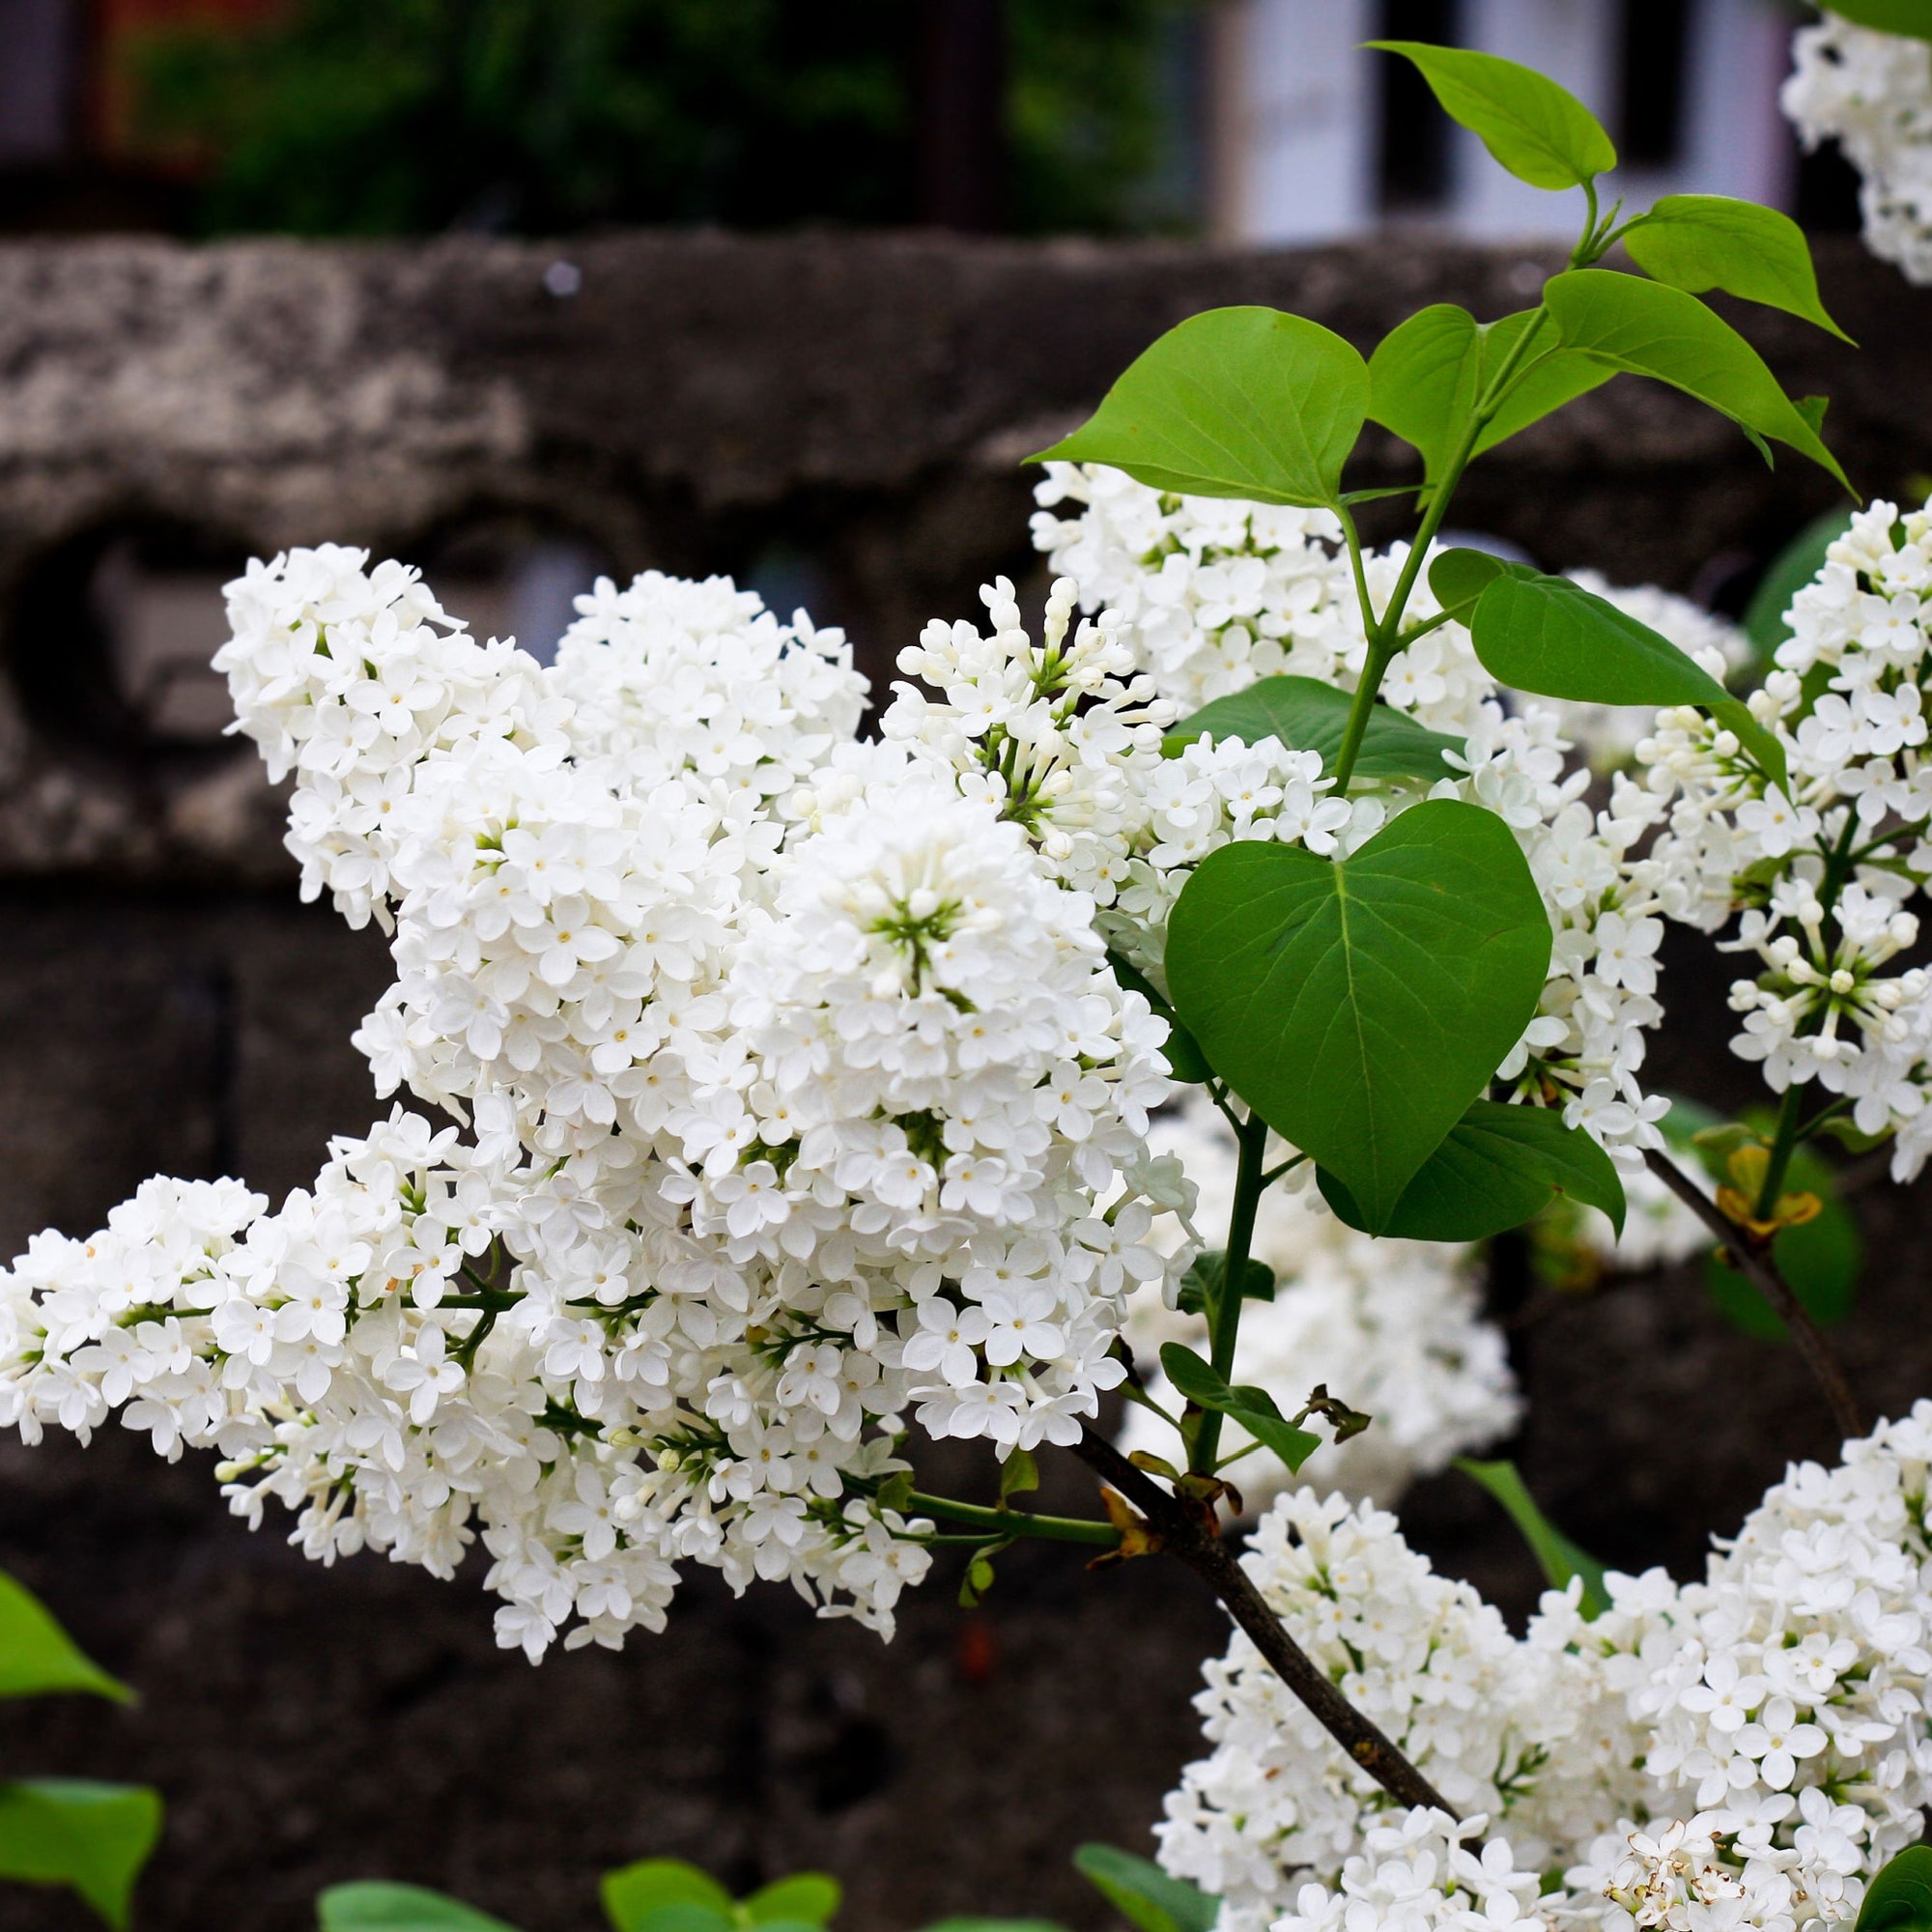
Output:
[[1367, 43, 1614, 188], [1166, 799, 1550, 1231], [1318, 1098, 1625, 1241], [1623, 196, 1852, 342], [1165, 675, 1463, 783], [1031, 307, 1368, 509], [1544, 270, 1851, 493]]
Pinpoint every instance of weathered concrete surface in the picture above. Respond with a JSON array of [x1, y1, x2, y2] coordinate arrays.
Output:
[[0, 231, 1924, 880]]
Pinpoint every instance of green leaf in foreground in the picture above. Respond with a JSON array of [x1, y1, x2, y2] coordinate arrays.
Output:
[[1456, 1460, 1609, 1618], [1319, 1099, 1626, 1242], [0, 1569, 131, 1703], [1432, 551, 1789, 790], [1158, 1345, 1321, 1473], [0, 1780, 163, 1932], [1544, 270, 1851, 492], [1743, 509, 1854, 666], [1368, 305, 1611, 488], [1031, 307, 1369, 509], [1166, 800, 1551, 1232], [321, 1884, 524, 1932], [1073, 1843, 1220, 1932], [1857, 1845, 1932, 1932], [601, 1862, 734, 1932], [1622, 195, 1852, 342], [1165, 674, 1462, 784], [744, 1877, 841, 1927], [1826, 1, 1932, 44], [1367, 42, 1615, 188]]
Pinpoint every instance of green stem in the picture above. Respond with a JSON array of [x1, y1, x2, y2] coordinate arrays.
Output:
[[1753, 1081, 1807, 1224], [1331, 315, 1547, 796], [1191, 1108, 1270, 1474], [904, 1489, 1119, 1548]]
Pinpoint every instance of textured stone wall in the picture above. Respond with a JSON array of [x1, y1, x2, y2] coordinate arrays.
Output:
[[2, 232, 1931, 1932]]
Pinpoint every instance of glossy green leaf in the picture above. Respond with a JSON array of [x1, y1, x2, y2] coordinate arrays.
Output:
[[1825, 2, 1932, 43], [1435, 554, 1790, 790], [1319, 1099, 1626, 1242], [1544, 270, 1852, 492], [1743, 509, 1854, 666], [1369, 305, 1612, 487], [1157, 1345, 1321, 1472], [1367, 42, 1614, 188], [1106, 951, 1210, 1083], [1165, 674, 1463, 783], [1031, 307, 1369, 509], [0, 1780, 163, 1932], [0, 1569, 131, 1703], [1427, 545, 1508, 613], [744, 1879, 839, 1927], [1857, 1845, 1932, 1932], [1166, 800, 1551, 1231], [1074, 1844, 1219, 1932], [602, 1861, 734, 1932], [1707, 1146, 1861, 1343], [1623, 195, 1851, 342], [1457, 1460, 1609, 1617]]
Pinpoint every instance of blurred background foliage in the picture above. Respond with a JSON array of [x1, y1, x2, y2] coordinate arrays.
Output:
[[122, 0, 1203, 238]]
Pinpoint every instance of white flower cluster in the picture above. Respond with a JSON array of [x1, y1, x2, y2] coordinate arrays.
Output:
[[1033, 463, 1680, 1166], [1031, 462, 1491, 735], [1159, 1403, 1932, 1932], [0, 545, 1181, 1658], [1276, 1809, 1553, 1932], [1121, 1094, 1520, 1509], [1784, 13, 1932, 285], [1642, 500, 1932, 1179]]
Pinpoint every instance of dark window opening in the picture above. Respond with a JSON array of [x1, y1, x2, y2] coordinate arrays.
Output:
[[1378, 0, 1458, 213], [1618, 0, 1691, 168]]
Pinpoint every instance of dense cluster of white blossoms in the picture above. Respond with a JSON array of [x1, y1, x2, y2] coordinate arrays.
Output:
[[1160, 1401, 1932, 1932], [1036, 462, 1702, 1168], [1121, 1094, 1520, 1509], [0, 545, 1182, 1657], [1642, 499, 1932, 1179], [0, 463, 1892, 1673], [1784, 12, 1932, 286]]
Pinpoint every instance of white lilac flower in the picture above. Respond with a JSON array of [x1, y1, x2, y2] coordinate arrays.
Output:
[[1784, 14, 1932, 286], [0, 544, 1186, 1659], [1159, 1404, 1932, 1932], [1640, 500, 1932, 1179]]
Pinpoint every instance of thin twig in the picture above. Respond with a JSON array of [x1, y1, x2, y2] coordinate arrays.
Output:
[[1069, 1427, 1455, 1817], [1641, 1149, 1863, 1441]]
